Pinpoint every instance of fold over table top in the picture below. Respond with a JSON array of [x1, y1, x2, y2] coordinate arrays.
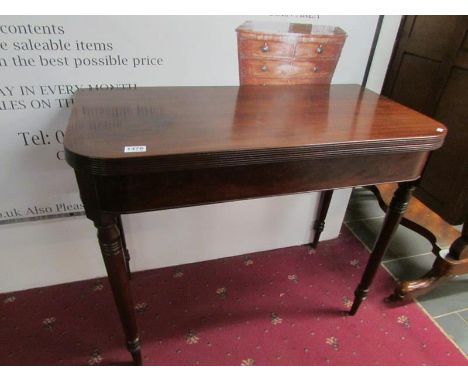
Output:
[[64, 85, 446, 175]]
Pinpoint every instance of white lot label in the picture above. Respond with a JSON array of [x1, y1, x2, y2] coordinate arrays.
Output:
[[124, 145, 146, 153]]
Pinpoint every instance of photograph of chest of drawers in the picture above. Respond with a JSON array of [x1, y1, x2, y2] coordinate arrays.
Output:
[[236, 20, 347, 85]]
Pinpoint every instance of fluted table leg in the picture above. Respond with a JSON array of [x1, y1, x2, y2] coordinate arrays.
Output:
[[350, 181, 416, 315], [95, 214, 142, 365]]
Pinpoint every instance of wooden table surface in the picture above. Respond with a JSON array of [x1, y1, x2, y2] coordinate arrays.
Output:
[[65, 85, 446, 174]]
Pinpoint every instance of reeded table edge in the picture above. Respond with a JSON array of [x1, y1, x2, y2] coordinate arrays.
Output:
[[65, 134, 445, 176]]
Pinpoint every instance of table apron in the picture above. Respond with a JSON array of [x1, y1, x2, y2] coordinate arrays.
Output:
[[84, 151, 429, 215]]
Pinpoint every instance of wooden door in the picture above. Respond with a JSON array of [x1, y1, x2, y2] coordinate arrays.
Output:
[[382, 16, 468, 225]]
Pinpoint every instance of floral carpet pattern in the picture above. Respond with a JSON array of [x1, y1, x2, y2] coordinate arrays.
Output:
[[1, 227, 466, 366]]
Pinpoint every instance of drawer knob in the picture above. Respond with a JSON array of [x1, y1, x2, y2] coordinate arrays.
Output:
[[261, 42, 269, 53], [261, 65, 268, 72], [313, 66, 319, 72], [316, 44, 324, 54]]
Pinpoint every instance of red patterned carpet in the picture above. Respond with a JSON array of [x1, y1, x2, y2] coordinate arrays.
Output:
[[1, 227, 466, 366]]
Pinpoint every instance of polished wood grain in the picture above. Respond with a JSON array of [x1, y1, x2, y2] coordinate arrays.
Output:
[[93, 151, 428, 214], [238, 59, 336, 80], [295, 41, 345, 59], [64, 84, 447, 365], [65, 85, 445, 175], [237, 39, 295, 59], [237, 39, 344, 60]]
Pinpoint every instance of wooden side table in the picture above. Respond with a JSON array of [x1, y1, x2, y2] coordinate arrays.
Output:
[[64, 85, 446, 364]]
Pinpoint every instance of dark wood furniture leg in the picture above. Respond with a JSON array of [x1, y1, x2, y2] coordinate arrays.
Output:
[[117, 215, 132, 279], [365, 183, 466, 300], [310, 190, 334, 252], [95, 213, 142, 365], [391, 222, 468, 300], [365, 185, 441, 254], [350, 181, 416, 315]]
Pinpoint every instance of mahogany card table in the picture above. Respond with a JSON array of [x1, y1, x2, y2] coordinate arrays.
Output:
[[64, 84, 446, 365]]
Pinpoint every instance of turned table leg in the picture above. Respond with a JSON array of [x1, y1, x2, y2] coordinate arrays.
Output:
[[310, 190, 334, 252], [350, 181, 416, 315], [95, 214, 142, 365], [117, 215, 132, 279]]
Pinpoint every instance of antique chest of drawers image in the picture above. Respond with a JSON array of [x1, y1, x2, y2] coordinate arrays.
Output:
[[236, 20, 347, 85]]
